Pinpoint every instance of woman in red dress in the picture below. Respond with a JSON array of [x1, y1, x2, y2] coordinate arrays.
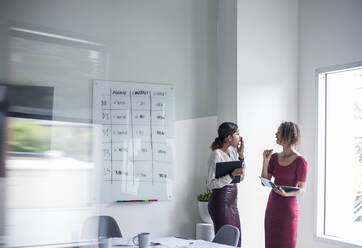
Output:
[[261, 122, 308, 248]]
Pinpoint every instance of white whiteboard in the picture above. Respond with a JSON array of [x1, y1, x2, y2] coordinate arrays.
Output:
[[93, 80, 174, 201]]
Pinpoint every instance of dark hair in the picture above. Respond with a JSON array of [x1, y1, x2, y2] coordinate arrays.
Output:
[[210, 122, 238, 150], [279, 121, 301, 146]]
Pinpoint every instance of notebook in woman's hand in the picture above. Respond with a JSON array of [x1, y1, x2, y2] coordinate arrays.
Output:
[[215, 161, 244, 183], [259, 176, 300, 192]]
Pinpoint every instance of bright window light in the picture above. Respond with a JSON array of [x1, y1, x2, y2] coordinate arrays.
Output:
[[317, 62, 362, 246]]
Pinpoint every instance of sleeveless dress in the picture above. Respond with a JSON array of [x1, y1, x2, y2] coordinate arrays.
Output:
[[264, 153, 308, 248], [207, 147, 245, 247]]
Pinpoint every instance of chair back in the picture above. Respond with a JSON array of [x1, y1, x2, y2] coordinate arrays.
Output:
[[82, 215, 122, 239], [212, 224, 240, 247]]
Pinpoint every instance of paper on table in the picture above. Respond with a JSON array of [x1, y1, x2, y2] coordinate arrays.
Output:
[[151, 237, 193, 247], [112, 237, 133, 246], [190, 240, 235, 248]]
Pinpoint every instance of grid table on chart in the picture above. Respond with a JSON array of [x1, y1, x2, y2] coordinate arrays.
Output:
[[93, 80, 175, 201]]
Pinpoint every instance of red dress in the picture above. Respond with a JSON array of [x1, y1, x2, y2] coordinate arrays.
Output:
[[264, 153, 308, 248]]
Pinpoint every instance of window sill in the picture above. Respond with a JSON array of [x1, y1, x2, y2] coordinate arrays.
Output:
[[314, 234, 362, 248]]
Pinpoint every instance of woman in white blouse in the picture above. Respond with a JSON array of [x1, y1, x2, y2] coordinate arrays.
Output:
[[207, 122, 245, 247]]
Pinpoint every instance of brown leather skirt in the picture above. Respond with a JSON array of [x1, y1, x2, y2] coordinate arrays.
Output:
[[208, 184, 241, 246]]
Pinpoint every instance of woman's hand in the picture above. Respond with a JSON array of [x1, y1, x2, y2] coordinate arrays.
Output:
[[272, 187, 288, 197], [232, 167, 244, 177], [263, 149, 273, 163], [261, 149, 273, 179], [237, 136, 244, 159]]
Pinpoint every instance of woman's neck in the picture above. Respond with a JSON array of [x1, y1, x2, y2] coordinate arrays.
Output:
[[220, 143, 229, 153], [282, 146, 296, 157]]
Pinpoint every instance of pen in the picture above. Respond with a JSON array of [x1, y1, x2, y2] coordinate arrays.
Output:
[[116, 199, 158, 203]]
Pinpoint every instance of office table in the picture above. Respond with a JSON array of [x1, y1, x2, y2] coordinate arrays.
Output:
[[111, 236, 235, 248]]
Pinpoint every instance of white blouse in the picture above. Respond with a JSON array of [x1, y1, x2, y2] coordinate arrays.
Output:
[[207, 146, 245, 190]]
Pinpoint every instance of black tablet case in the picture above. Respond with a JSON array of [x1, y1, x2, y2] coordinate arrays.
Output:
[[215, 160, 243, 184]]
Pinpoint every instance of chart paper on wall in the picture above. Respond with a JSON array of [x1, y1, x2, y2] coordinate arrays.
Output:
[[93, 80, 174, 201]]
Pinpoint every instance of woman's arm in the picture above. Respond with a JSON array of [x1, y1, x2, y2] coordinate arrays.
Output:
[[207, 168, 233, 190], [237, 137, 245, 181], [261, 149, 273, 179], [239, 159, 245, 182]]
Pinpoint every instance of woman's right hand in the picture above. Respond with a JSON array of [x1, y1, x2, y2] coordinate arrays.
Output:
[[263, 149, 273, 163], [261, 149, 273, 179], [232, 167, 244, 176]]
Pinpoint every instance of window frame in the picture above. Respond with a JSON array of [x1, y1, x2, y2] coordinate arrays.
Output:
[[315, 61, 362, 248]]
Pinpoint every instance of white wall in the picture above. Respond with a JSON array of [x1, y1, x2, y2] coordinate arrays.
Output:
[[216, 0, 237, 124], [237, 0, 299, 247], [0, 0, 220, 245], [298, 0, 362, 247]]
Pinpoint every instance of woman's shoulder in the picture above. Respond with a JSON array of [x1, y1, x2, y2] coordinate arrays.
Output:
[[271, 153, 279, 159], [209, 149, 222, 159], [266, 153, 278, 164], [211, 148, 222, 155], [295, 155, 308, 165]]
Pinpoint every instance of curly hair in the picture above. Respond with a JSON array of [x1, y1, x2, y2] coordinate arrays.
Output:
[[279, 121, 301, 146]]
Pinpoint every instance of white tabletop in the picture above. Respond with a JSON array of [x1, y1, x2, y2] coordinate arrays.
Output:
[[112, 236, 235, 248]]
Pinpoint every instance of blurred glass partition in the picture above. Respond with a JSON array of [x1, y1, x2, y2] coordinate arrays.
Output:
[[6, 117, 101, 246], [2, 19, 106, 246]]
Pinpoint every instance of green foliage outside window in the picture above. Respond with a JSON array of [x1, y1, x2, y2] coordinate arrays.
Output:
[[9, 120, 51, 153], [8, 119, 93, 161]]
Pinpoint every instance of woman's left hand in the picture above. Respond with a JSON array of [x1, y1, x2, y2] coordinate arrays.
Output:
[[273, 187, 288, 197], [237, 136, 244, 158]]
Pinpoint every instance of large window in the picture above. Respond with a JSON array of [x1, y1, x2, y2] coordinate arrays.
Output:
[[317, 62, 362, 246]]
